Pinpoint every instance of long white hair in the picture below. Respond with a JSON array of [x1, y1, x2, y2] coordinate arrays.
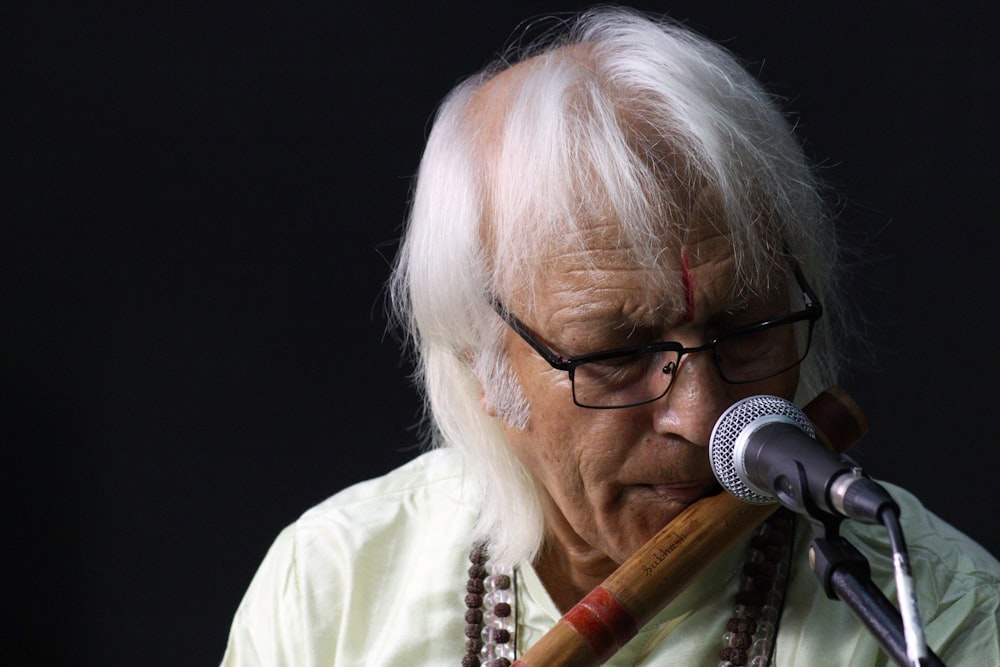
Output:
[[389, 7, 843, 566]]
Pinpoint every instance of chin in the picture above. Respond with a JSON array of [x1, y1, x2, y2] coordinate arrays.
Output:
[[604, 509, 688, 563]]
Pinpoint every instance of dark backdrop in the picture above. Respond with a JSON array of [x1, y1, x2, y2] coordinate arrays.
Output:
[[5, 2, 998, 665]]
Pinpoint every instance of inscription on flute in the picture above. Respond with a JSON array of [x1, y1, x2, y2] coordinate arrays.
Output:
[[641, 532, 688, 576]]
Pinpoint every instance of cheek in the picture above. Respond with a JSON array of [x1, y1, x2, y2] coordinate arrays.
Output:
[[503, 394, 582, 482], [504, 397, 641, 504], [771, 365, 801, 400], [501, 340, 645, 502], [501, 395, 593, 504], [733, 366, 800, 404]]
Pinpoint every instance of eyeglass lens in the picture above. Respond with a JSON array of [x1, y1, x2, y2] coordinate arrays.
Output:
[[570, 318, 812, 408]]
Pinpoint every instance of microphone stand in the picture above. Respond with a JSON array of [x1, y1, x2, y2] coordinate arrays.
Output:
[[777, 461, 946, 667]]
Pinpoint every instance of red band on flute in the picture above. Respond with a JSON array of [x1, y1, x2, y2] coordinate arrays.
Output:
[[561, 586, 639, 662]]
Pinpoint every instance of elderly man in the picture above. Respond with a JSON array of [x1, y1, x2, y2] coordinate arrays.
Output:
[[221, 8, 1000, 666]]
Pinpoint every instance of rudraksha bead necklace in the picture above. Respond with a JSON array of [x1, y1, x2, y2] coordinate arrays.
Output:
[[464, 542, 516, 667], [718, 509, 795, 667]]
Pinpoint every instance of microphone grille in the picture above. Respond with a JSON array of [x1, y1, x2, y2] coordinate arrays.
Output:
[[709, 395, 815, 504]]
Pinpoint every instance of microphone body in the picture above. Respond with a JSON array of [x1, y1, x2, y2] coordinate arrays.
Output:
[[710, 395, 897, 524]]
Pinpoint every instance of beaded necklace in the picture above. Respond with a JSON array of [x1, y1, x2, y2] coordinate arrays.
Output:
[[720, 509, 795, 667], [464, 542, 516, 667], [463, 509, 794, 667]]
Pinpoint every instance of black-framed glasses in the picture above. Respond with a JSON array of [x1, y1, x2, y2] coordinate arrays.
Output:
[[492, 266, 823, 409]]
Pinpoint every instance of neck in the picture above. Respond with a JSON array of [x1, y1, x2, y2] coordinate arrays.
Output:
[[533, 535, 619, 613]]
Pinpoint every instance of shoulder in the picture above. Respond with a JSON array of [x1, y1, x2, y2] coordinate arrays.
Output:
[[222, 448, 479, 666], [298, 446, 472, 536], [844, 482, 1000, 590], [843, 483, 1000, 661], [780, 483, 999, 665], [284, 446, 477, 588]]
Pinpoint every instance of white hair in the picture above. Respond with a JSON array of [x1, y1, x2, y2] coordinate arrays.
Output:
[[389, 7, 844, 566]]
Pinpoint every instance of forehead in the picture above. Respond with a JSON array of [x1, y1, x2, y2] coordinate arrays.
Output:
[[522, 216, 747, 329]]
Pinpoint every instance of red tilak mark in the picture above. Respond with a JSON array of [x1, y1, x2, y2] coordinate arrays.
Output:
[[561, 586, 639, 663], [680, 249, 696, 322]]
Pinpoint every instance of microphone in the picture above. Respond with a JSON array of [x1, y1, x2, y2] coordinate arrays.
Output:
[[709, 395, 897, 524]]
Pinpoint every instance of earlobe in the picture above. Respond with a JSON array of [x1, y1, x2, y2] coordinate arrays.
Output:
[[478, 378, 499, 417], [473, 347, 532, 430]]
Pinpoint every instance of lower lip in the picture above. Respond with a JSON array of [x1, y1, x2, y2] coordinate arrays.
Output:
[[645, 484, 711, 505]]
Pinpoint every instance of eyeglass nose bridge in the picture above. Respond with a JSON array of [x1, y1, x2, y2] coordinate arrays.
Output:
[[657, 340, 721, 392]]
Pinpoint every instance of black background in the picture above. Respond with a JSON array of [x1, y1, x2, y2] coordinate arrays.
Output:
[[5, 2, 998, 665]]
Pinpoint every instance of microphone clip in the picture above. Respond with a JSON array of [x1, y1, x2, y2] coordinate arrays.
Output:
[[765, 455, 835, 525]]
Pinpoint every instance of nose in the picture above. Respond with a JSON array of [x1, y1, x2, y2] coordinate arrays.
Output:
[[650, 349, 732, 447]]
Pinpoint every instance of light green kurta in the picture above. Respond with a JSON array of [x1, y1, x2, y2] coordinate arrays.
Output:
[[221, 448, 1000, 665]]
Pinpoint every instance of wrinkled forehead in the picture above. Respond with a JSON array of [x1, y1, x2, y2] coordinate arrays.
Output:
[[480, 152, 782, 316], [486, 184, 783, 322], [518, 207, 772, 322]]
